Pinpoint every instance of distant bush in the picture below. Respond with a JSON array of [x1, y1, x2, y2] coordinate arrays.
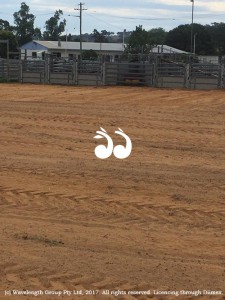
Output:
[[82, 49, 98, 60]]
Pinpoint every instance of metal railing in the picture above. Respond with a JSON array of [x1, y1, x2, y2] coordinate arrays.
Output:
[[1, 56, 225, 89]]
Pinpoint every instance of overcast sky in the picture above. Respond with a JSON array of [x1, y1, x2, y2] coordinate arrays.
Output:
[[1, 0, 225, 35]]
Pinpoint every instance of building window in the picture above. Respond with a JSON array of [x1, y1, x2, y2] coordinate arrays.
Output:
[[32, 52, 37, 58]]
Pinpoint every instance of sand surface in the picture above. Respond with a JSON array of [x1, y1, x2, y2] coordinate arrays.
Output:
[[0, 84, 224, 299]]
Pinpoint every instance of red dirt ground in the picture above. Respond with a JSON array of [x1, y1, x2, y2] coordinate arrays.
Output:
[[0, 84, 224, 300]]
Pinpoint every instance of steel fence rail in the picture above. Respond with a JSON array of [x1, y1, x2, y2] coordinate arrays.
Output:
[[0, 58, 20, 82], [1, 57, 225, 89]]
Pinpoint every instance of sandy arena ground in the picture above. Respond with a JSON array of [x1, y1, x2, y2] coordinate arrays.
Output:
[[0, 84, 225, 300]]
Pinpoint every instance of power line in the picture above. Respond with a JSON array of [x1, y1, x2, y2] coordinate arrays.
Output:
[[86, 10, 225, 21], [33, 13, 53, 16], [87, 10, 176, 21], [84, 11, 123, 30], [95, 14, 176, 21]]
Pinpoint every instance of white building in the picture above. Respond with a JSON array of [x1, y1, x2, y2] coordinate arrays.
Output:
[[20, 40, 125, 61], [151, 45, 189, 55]]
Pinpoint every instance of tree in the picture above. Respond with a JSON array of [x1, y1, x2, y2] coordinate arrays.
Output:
[[148, 27, 167, 46], [165, 24, 214, 55], [61, 33, 73, 42], [92, 29, 109, 43], [0, 19, 12, 31], [125, 25, 151, 54], [117, 30, 132, 43], [33, 28, 42, 40], [13, 2, 36, 45], [43, 10, 66, 41], [82, 49, 98, 60], [0, 31, 18, 58], [101, 30, 114, 37], [207, 22, 225, 55]]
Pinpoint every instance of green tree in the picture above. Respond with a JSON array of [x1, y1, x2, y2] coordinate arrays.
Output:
[[165, 24, 214, 55], [207, 22, 225, 55], [33, 28, 42, 40], [126, 25, 151, 54], [82, 49, 98, 60], [61, 33, 73, 42], [92, 29, 109, 43], [43, 10, 66, 41], [0, 30, 18, 58], [117, 30, 132, 43], [148, 27, 167, 46], [0, 19, 12, 31], [101, 30, 114, 37], [13, 2, 36, 45]]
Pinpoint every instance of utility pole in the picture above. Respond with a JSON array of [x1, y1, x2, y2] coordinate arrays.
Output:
[[193, 33, 197, 54], [74, 3, 87, 60], [123, 29, 126, 47], [190, 0, 194, 54]]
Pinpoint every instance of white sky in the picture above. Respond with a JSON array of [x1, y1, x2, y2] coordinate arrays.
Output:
[[1, 0, 225, 35]]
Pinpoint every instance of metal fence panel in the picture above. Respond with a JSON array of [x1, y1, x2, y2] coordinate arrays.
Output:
[[22, 59, 45, 83], [8, 59, 20, 81], [0, 59, 6, 79], [77, 61, 102, 86], [2, 58, 225, 90], [157, 63, 186, 88], [0, 59, 20, 81], [105, 63, 119, 85], [190, 63, 219, 89], [50, 58, 73, 73], [105, 62, 154, 87], [49, 73, 74, 85]]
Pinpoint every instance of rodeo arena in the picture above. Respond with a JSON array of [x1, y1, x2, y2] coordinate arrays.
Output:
[[0, 39, 224, 90]]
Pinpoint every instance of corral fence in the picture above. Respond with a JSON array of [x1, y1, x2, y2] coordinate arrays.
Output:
[[1, 56, 225, 90], [0, 58, 20, 82], [19, 56, 103, 86]]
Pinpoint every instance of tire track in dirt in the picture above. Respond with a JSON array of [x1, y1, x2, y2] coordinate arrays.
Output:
[[0, 183, 224, 231], [0, 260, 152, 299]]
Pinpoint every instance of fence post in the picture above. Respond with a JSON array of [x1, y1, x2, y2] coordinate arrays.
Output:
[[44, 56, 47, 83], [3, 60, 7, 81], [44, 56, 50, 84], [0, 59, 4, 80], [72, 59, 76, 85], [185, 63, 190, 89], [221, 64, 224, 89], [19, 57, 23, 83], [153, 63, 158, 87], [218, 63, 224, 89], [102, 62, 106, 86], [7, 56, 9, 82], [75, 61, 78, 85]]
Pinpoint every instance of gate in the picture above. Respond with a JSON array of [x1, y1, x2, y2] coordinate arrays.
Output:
[[157, 63, 186, 88], [20, 58, 103, 86], [48, 57, 74, 85], [190, 63, 220, 89], [105, 62, 154, 87], [77, 61, 103, 86], [22, 59, 46, 83]]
